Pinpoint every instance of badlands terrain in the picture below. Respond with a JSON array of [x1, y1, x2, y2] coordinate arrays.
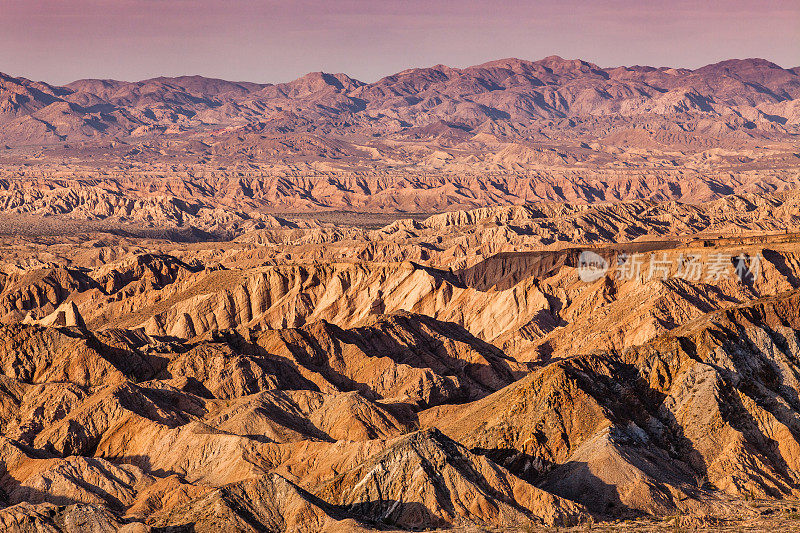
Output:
[[0, 56, 799, 532], [0, 191, 799, 531], [1, 56, 800, 217]]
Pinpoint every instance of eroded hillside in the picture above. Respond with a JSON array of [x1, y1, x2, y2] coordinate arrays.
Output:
[[0, 195, 799, 531]]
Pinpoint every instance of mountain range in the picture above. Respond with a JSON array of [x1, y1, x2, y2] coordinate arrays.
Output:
[[2, 56, 799, 146]]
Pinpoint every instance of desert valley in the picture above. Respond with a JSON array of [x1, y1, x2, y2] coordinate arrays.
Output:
[[0, 51, 799, 532]]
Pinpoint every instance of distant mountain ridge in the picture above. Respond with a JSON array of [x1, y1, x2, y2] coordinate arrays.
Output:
[[1, 56, 799, 146]]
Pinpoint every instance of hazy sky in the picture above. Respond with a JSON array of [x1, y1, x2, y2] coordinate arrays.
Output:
[[1, 0, 798, 85]]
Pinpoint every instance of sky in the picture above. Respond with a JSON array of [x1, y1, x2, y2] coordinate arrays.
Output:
[[1, 0, 798, 85]]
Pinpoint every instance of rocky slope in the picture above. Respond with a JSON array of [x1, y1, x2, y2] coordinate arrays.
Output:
[[0, 315, 587, 530], [424, 289, 800, 516]]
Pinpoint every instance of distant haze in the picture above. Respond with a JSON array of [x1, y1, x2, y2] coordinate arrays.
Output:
[[1, 0, 798, 84]]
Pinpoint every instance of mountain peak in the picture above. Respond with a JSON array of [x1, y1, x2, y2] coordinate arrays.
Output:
[[278, 71, 364, 96]]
